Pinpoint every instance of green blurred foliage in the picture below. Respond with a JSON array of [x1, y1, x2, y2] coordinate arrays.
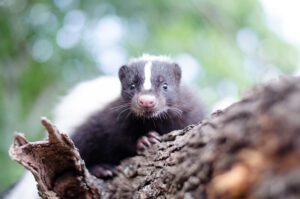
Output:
[[0, 0, 299, 192]]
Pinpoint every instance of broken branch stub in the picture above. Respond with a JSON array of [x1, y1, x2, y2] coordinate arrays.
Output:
[[9, 118, 101, 199]]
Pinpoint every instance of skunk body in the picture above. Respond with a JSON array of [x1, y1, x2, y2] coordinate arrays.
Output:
[[70, 55, 205, 176], [2, 55, 205, 198]]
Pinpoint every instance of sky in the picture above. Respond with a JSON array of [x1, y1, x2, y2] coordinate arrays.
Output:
[[260, 0, 300, 47]]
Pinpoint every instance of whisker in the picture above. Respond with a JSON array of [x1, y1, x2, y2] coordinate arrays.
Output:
[[163, 112, 168, 120], [168, 106, 183, 118], [117, 107, 131, 120], [110, 104, 130, 111], [152, 118, 157, 128], [125, 110, 132, 120]]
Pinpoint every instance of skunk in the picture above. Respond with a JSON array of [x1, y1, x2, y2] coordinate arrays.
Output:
[[2, 55, 205, 198], [69, 55, 205, 177]]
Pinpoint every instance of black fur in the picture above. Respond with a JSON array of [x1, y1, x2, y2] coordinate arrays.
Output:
[[71, 58, 205, 174]]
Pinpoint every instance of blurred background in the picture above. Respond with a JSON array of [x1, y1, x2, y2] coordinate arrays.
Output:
[[1, 0, 300, 192]]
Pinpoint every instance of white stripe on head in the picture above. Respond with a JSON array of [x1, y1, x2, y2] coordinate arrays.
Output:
[[129, 54, 173, 64], [143, 61, 152, 90]]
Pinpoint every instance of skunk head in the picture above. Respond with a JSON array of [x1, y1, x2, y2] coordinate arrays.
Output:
[[118, 55, 182, 118]]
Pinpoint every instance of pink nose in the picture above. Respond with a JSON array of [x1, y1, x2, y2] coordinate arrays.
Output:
[[137, 95, 157, 108]]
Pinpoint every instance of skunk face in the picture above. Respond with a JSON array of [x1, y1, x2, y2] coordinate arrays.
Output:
[[118, 56, 182, 118]]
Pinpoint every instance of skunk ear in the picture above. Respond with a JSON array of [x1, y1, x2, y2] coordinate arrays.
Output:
[[173, 63, 182, 83], [118, 65, 129, 81]]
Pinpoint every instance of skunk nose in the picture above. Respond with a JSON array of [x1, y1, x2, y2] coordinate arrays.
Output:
[[138, 95, 157, 108]]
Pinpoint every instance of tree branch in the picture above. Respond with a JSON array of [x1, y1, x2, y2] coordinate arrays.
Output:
[[10, 77, 300, 199]]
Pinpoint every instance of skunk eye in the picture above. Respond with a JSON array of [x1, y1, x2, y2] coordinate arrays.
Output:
[[162, 83, 168, 90], [130, 83, 136, 90]]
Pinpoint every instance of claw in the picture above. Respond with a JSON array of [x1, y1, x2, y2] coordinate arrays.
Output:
[[137, 131, 161, 151], [141, 136, 151, 147], [148, 137, 159, 144], [137, 141, 147, 151], [148, 131, 161, 141]]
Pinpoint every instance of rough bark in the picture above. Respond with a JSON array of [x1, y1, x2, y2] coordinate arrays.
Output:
[[9, 77, 300, 199]]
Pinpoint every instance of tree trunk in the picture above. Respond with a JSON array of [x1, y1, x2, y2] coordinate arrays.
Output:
[[9, 77, 300, 199]]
